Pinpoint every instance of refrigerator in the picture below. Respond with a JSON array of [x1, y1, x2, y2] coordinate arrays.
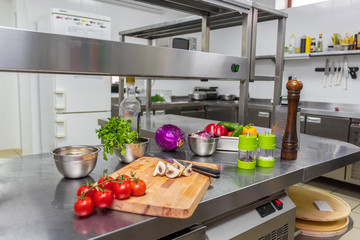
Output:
[[38, 8, 111, 152]]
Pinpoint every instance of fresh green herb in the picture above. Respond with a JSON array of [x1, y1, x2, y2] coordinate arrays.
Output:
[[151, 94, 166, 103], [95, 116, 138, 160]]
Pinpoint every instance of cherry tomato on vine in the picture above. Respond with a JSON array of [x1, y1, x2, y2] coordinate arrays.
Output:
[[74, 196, 94, 217], [94, 189, 114, 209], [77, 184, 96, 199], [98, 176, 114, 191], [130, 179, 146, 196], [113, 182, 131, 200]]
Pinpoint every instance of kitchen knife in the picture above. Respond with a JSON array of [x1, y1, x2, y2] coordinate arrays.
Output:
[[328, 61, 335, 87], [334, 61, 340, 85], [323, 58, 329, 88], [342, 57, 349, 90], [164, 158, 220, 178]]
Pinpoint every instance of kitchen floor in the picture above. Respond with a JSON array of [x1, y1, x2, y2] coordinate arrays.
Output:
[[0, 148, 22, 159], [0, 148, 359, 239], [297, 177, 360, 240]]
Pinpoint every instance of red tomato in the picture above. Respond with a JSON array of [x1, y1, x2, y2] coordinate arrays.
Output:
[[98, 176, 114, 191], [115, 174, 131, 184], [113, 182, 131, 200], [122, 174, 131, 183], [130, 179, 146, 196], [93, 190, 114, 209], [77, 185, 96, 199], [74, 196, 94, 217], [204, 123, 228, 136]]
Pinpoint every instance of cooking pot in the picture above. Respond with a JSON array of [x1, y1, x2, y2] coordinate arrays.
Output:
[[190, 92, 206, 100], [221, 94, 235, 101]]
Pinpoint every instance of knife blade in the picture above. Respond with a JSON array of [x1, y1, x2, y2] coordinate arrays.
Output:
[[342, 57, 349, 90], [328, 61, 335, 87], [164, 158, 220, 178], [323, 58, 329, 88], [334, 61, 341, 85]]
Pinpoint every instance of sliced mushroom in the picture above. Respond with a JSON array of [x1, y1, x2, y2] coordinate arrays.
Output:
[[153, 161, 166, 176], [166, 163, 182, 178], [172, 159, 185, 172], [182, 163, 193, 177]]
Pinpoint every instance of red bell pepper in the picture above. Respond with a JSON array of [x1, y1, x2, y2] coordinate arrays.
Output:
[[204, 123, 228, 136]]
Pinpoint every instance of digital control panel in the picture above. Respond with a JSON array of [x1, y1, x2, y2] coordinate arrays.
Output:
[[256, 199, 283, 218]]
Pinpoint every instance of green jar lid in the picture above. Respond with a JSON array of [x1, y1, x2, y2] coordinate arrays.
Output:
[[237, 159, 257, 169], [257, 133, 276, 149], [257, 157, 275, 168], [238, 134, 257, 151]]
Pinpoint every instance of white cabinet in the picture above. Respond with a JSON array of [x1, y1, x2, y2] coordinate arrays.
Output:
[[55, 112, 110, 148], [53, 75, 110, 113], [39, 74, 111, 152]]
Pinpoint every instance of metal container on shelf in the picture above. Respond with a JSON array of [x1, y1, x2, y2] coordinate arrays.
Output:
[[220, 94, 236, 101]]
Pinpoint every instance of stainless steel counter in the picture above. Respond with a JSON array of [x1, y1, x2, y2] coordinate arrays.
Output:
[[0, 115, 357, 239], [1, 132, 359, 239]]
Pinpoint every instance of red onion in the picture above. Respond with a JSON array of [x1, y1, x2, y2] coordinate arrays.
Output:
[[154, 124, 185, 151], [191, 130, 214, 139]]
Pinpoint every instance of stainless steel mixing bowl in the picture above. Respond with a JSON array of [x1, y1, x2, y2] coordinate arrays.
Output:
[[188, 134, 220, 156], [114, 137, 149, 163], [52, 145, 99, 179]]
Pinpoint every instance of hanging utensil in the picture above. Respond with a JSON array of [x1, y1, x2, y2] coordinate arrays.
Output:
[[334, 61, 341, 86], [342, 57, 349, 90], [328, 61, 335, 87], [336, 59, 344, 86], [323, 58, 329, 88]]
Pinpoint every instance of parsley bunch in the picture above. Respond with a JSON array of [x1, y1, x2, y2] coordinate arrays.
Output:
[[96, 116, 138, 160]]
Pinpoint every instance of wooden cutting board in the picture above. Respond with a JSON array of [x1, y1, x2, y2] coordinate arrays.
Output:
[[108, 157, 217, 219], [296, 218, 349, 237], [289, 186, 351, 222]]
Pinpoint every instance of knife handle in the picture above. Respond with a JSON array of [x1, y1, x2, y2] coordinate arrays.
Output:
[[192, 165, 220, 178], [323, 75, 327, 88]]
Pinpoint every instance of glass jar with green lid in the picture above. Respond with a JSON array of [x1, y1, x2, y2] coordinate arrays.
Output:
[[257, 132, 276, 168], [237, 133, 257, 169]]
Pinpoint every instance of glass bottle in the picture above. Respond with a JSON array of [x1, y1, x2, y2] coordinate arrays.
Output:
[[257, 132, 276, 168], [237, 133, 257, 170], [317, 33, 323, 52], [119, 77, 141, 134], [289, 34, 295, 54], [310, 38, 316, 52]]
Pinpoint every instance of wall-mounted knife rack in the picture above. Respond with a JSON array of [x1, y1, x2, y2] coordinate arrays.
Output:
[[315, 67, 358, 79]]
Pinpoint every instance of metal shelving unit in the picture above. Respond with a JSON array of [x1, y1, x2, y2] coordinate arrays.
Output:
[[117, 0, 288, 124], [0, 0, 287, 125]]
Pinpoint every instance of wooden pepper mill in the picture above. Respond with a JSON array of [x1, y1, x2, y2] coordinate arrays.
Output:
[[281, 79, 303, 160]]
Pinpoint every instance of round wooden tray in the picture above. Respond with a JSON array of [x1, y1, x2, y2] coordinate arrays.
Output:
[[296, 217, 349, 238], [289, 186, 351, 222]]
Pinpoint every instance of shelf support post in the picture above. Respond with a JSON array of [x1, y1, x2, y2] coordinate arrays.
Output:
[[272, 16, 287, 126], [201, 15, 210, 52], [146, 39, 153, 118], [118, 35, 125, 106], [239, 8, 253, 125]]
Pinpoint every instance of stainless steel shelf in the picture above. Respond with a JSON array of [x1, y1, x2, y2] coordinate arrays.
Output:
[[118, 0, 287, 40], [310, 49, 360, 57], [0, 27, 247, 80], [257, 50, 360, 61]]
